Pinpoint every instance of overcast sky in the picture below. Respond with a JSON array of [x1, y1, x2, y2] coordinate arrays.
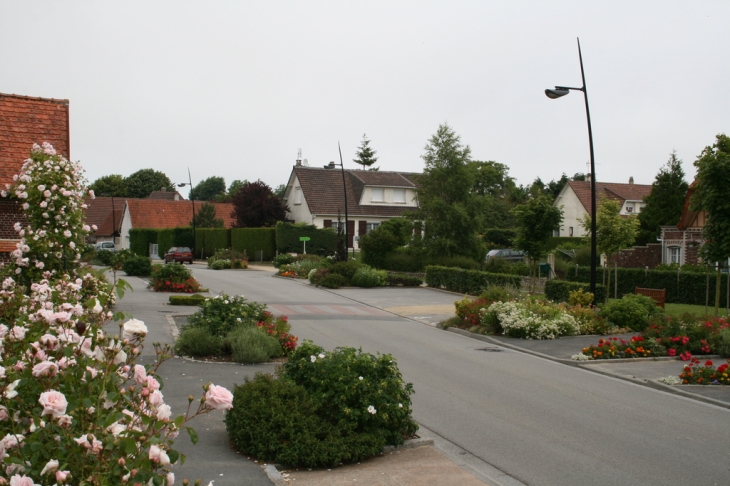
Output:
[[2, 1, 728, 194]]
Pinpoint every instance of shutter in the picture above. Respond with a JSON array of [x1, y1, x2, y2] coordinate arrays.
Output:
[[323, 219, 332, 228], [358, 220, 367, 236]]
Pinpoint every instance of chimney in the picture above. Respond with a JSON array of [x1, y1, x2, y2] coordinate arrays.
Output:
[[324, 161, 336, 169], [629, 176, 634, 184], [585, 173, 592, 183], [296, 148, 302, 167]]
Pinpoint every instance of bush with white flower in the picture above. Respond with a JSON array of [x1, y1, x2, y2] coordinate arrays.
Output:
[[0, 144, 233, 485], [484, 300, 580, 339]]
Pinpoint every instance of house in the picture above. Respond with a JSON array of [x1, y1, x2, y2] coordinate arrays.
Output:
[[659, 182, 704, 266], [0, 93, 70, 258], [283, 160, 419, 249], [554, 178, 652, 237], [148, 189, 184, 200]]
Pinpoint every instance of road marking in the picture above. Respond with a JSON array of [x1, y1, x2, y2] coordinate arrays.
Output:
[[165, 315, 179, 341]]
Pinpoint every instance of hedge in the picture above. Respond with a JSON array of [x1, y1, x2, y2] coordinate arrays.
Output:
[[424, 265, 522, 294], [196, 228, 231, 259], [565, 266, 730, 306], [276, 222, 337, 256], [129, 228, 158, 257], [232, 228, 277, 261], [544, 280, 608, 304], [169, 294, 207, 306]]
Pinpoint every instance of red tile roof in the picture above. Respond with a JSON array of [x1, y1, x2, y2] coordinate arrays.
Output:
[[567, 180, 652, 214], [0, 93, 70, 188], [84, 197, 122, 236], [125, 199, 235, 229], [294, 166, 420, 218]]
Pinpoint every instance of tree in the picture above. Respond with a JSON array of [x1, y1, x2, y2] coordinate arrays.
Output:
[[353, 134, 379, 170], [636, 151, 689, 246], [410, 124, 485, 261], [124, 169, 174, 199], [190, 176, 226, 201], [274, 184, 287, 199], [231, 180, 288, 228], [89, 174, 128, 197], [191, 202, 224, 228], [691, 134, 730, 314], [512, 194, 564, 289], [580, 198, 639, 295], [469, 160, 515, 197]]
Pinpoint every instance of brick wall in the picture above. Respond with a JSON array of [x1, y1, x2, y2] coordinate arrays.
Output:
[[607, 243, 662, 269], [0, 199, 24, 239]]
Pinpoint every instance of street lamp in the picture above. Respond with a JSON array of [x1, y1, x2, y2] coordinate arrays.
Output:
[[177, 168, 196, 261], [545, 37, 597, 304], [100, 193, 121, 244], [327, 143, 349, 260]]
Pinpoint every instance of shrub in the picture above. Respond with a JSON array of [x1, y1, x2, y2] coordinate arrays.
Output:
[[544, 280, 607, 304], [231, 258, 248, 269], [273, 253, 296, 268], [425, 265, 522, 294], [309, 267, 330, 286], [169, 294, 207, 306], [174, 327, 224, 357], [481, 285, 520, 303], [329, 260, 363, 280], [210, 259, 231, 270], [382, 251, 423, 272], [569, 288, 594, 307], [428, 255, 481, 270], [256, 314, 298, 355], [231, 227, 277, 261], [600, 294, 662, 332], [564, 305, 611, 335], [318, 273, 347, 289], [187, 293, 268, 337], [718, 329, 730, 358], [95, 249, 116, 266], [486, 300, 580, 339], [122, 255, 153, 276], [227, 325, 283, 363], [386, 273, 423, 286], [351, 266, 387, 288], [679, 358, 730, 385], [483, 257, 529, 276], [195, 228, 231, 259], [149, 263, 202, 293], [360, 227, 403, 268]]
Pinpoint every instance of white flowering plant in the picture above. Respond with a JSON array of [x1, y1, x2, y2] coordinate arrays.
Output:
[[484, 300, 580, 339], [0, 144, 233, 485]]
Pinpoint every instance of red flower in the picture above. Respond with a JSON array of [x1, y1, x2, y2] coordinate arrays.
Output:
[[668, 348, 677, 357], [705, 360, 714, 367]]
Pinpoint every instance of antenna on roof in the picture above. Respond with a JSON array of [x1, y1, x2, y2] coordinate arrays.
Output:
[[296, 149, 302, 167]]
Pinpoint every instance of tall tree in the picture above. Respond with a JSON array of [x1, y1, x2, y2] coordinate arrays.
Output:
[[636, 151, 688, 246], [191, 202, 224, 228], [581, 198, 639, 295], [124, 169, 174, 199], [231, 180, 288, 228], [274, 184, 287, 199], [89, 174, 128, 197], [512, 194, 564, 288], [190, 176, 226, 201], [410, 124, 485, 261], [353, 134, 379, 170], [691, 133, 730, 314]]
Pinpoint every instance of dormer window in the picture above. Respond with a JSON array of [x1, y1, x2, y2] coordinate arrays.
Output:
[[371, 188, 384, 202], [393, 189, 406, 203], [626, 206, 633, 213]]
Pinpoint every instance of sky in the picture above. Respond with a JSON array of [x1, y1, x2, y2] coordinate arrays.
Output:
[[2, 1, 728, 194]]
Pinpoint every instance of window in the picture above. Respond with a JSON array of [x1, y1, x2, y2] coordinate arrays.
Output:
[[626, 206, 633, 213], [668, 247, 681, 264], [294, 187, 302, 205], [569, 227, 574, 237], [393, 189, 406, 203], [371, 188, 384, 202], [366, 222, 380, 233]]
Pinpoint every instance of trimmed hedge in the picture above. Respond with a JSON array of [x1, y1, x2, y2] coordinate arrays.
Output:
[[565, 266, 730, 306], [276, 222, 337, 256], [424, 265, 521, 294], [232, 228, 277, 261], [169, 294, 207, 306], [129, 228, 158, 257], [544, 280, 608, 304], [196, 228, 231, 259], [386, 273, 423, 287]]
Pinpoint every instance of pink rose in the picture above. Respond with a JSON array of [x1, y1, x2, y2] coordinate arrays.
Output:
[[133, 365, 147, 384], [149, 390, 164, 407], [55, 470, 70, 483], [8, 475, 38, 486], [146, 376, 160, 390], [149, 445, 171, 465], [205, 384, 234, 410], [39, 390, 68, 418], [32, 361, 58, 377], [166, 472, 174, 485]]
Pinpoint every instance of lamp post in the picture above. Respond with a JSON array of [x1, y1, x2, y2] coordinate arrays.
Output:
[[177, 168, 196, 260], [545, 37, 597, 303], [328, 143, 349, 260], [101, 193, 121, 246]]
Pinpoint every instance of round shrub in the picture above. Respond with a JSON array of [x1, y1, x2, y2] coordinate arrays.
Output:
[[599, 294, 663, 332], [149, 263, 202, 293], [329, 260, 362, 280], [174, 327, 223, 357], [318, 273, 347, 289], [187, 293, 268, 337], [95, 249, 116, 266], [273, 253, 296, 268], [122, 255, 153, 276], [226, 325, 282, 363], [351, 266, 387, 288], [210, 259, 231, 270]]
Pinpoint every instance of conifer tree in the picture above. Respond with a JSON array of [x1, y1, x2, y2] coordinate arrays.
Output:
[[353, 134, 379, 170]]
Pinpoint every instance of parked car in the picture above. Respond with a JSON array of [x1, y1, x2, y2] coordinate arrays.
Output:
[[486, 249, 525, 262], [164, 247, 193, 264], [94, 241, 116, 252]]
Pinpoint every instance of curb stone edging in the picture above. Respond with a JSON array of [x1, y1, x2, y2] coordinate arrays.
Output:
[[265, 437, 435, 484]]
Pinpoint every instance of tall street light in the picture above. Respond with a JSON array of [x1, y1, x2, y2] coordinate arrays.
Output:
[[328, 143, 349, 260], [177, 168, 196, 260], [545, 37, 597, 303]]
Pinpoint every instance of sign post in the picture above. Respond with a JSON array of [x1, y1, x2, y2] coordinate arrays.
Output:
[[299, 236, 311, 254]]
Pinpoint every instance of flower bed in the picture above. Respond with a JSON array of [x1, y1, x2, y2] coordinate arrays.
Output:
[[149, 263, 202, 293], [678, 358, 730, 385], [579, 336, 658, 359]]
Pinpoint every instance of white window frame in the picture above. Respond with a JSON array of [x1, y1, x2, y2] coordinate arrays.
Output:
[[294, 187, 302, 205], [371, 188, 384, 202], [668, 246, 681, 264], [366, 222, 380, 234], [393, 189, 406, 203]]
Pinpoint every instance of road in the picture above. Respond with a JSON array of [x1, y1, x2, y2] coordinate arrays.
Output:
[[165, 267, 730, 485]]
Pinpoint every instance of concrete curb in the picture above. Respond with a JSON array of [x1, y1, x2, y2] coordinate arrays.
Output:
[[265, 437, 435, 485]]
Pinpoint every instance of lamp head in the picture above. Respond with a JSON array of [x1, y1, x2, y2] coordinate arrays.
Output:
[[545, 88, 570, 99], [177, 183, 187, 187]]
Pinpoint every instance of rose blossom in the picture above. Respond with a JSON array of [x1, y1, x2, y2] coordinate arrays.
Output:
[[39, 390, 68, 418], [156, 403, 172, 421], [32, 361, 58, 377], [149, 445, 171, 465], [133, 364, 147, 384], [8, 475, 39, 486], [204, 384, 234, 410], [40, 459, 59, 475], [56, 470, 70, 483], [122, 319, 148, 340]]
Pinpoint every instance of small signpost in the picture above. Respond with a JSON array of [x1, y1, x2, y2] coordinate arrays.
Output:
[[299, 236, 311, 254]]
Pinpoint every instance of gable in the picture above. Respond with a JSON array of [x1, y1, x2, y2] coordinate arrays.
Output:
[[126, 200, 236, 229]]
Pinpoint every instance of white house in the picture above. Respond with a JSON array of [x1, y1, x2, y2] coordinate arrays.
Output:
[[282, 161, 420, 249], [554, 178, 652, 237]]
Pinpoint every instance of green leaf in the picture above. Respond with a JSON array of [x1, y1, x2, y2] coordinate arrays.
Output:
[[186, 426, 199, 445], [167, 449, 180, 464]]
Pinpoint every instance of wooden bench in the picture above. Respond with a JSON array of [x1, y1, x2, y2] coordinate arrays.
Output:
[[635, 287, 666, 309]]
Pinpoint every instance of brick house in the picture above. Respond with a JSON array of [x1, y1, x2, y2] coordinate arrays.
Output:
[[282, 160, 419, 249], [0, 93, 70, 258], [659, 182, 704, 266], [554, 178, 652, 237]]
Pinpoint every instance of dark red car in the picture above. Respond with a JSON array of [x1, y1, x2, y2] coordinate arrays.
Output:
[[164, 247, 193, 264]]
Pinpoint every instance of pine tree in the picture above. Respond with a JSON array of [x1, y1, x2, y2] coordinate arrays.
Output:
[[191, 202, 224, 228], [353, 134, 379, 170]]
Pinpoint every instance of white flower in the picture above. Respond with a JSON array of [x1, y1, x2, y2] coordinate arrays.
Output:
[[398, 403, 403, 408], [367, 405, 376, 415], [40, 458, 59, 474], [122, 319, 148, 340], [318, 353, 325, 359], [358, 376, 363, 381], [571, 353, 592, 361], [310, 355, 316, 362]]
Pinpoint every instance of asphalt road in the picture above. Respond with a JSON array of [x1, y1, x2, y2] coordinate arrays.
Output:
[[146, 267, 730, 486]]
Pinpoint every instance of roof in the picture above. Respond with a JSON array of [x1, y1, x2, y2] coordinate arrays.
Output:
[[293, 166, 420, 218], [84, 196, 123, 237], [566, 180, 652, 214], [678, 181, 699, 230], [0, 93, 70, 188], [148, 190, 184, 200], [125, 199, 236, 229]]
